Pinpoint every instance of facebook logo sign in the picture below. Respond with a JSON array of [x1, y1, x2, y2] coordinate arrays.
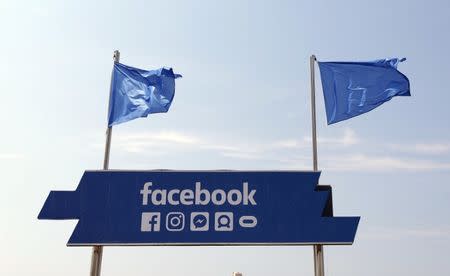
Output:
[[141, 212, 161, 232]]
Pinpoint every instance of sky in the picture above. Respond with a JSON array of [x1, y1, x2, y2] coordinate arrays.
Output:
[[1, 0, 450, 275]]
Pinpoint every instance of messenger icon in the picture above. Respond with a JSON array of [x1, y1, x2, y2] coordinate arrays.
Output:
[[190, 212, 209, 231]]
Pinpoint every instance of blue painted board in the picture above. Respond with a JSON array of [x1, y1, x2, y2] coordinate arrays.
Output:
[[38, 170, 359, 246]]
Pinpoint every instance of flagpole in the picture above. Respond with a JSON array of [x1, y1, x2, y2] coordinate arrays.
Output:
[[89, 50, 120, 276], [310, 54, 325, 276]]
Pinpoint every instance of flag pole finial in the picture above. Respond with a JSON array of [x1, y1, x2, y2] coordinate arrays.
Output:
[[113, 50, 120, 62]]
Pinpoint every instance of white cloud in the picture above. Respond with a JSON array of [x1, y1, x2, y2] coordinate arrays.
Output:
[[389, 143, 450, 155], [272, 139, 309, 149], [275, 128, 359, 149], [112, 131, 200, 153], [220, 151, 262, 160], [359, 226, 450, 240], [0, 153, 24, 160], [90, 129, 450, 172], [118, 131, 269, 161], [321, 154, 450, 171], [318, 128, 359, 146], [270, 154, 450, 172], [118, 131, 199, 145], [108, 129, 357, 160]]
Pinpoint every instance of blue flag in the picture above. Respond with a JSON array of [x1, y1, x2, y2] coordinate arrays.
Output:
[[318, 58, 410, 124], [108, 62, 182, 126]]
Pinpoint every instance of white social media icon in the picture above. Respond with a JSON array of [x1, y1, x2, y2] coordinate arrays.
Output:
[[190, 212, 209, 231], [166, 212, 185, 231], [214, 212, 233, 231], [239, 215, 257, 228], [141, 212, 161, 232]]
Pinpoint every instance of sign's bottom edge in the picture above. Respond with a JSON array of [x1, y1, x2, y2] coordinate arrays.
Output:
[[67, 242, 354, 247]]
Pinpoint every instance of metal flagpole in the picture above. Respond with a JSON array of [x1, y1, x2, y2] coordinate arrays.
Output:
[[90, 50, 120, 276], [310, 54, 325, 276]]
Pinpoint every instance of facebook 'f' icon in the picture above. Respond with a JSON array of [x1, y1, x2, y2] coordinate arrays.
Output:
[[141, 212, 161, 232]]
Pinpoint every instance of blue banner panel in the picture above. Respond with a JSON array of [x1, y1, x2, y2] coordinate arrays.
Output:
[[38, 171, 359, 246]]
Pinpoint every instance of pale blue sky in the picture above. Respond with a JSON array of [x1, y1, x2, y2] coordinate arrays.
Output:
[[1, 0, 450, 275]]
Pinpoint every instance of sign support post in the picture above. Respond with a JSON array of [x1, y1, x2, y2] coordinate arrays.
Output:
[[89, 50, 120, 276], [310, 54, 325, 276]]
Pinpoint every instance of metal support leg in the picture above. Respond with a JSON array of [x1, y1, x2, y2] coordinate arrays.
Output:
[[313, 245, 325, 276], [90, 246, 103, 276], [310, 54, 325, 276], [89, 50, 120, 276]]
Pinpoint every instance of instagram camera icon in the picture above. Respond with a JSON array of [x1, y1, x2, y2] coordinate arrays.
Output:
[[166, 212, 185, 231]]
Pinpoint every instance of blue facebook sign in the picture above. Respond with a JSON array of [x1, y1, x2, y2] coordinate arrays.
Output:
[[38, 170, 359, 246]]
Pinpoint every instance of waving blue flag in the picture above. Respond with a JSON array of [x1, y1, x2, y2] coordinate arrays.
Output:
[[318, 58, 410, 124], [108, 62, 182, 126]]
